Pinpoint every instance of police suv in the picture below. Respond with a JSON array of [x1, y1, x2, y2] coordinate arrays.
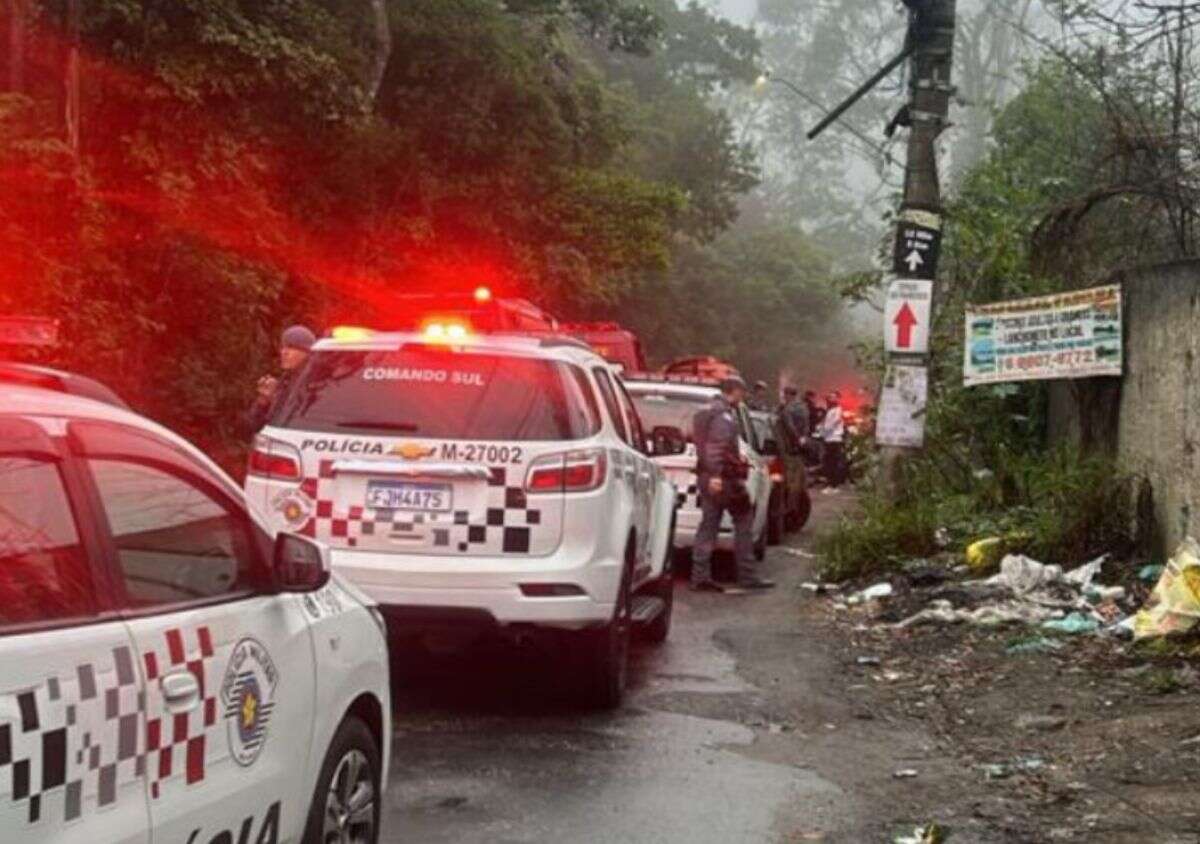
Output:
[[0, 368, 390, 844], [623, 375, 772, 561], [245, 326, 680, 708]]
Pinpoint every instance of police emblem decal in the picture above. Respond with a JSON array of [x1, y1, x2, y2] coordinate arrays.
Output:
[[272, 488, 314, 526], [221, 638, 278, 767]]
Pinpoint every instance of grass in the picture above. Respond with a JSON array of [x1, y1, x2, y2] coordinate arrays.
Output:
[[817, 448, 1134, 582]]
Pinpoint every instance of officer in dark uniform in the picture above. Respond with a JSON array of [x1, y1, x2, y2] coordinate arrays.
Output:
[[690, 376, 775, 593], [243, 324, 316, 436]]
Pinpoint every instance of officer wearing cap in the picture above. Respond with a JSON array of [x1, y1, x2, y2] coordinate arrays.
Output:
[[690, 376, 775, 593], [243, 324, 316, 436]]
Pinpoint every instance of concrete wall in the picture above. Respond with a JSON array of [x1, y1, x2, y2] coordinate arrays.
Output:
[[1048, 260, 1200, 556]]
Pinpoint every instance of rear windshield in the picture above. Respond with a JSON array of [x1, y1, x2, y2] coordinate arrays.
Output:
[[627, 388, 715, 440], [272, 348, 597, 441]]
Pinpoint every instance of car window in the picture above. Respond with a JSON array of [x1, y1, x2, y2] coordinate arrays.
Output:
[[273, 348, 596, 441], [592, 368, 629, 444], [627, 388, 714, 441], [615, 381, 648, 454], [0, 456, 96, 629], [87, 459, 258, 609], [568, 365, 603, 430]]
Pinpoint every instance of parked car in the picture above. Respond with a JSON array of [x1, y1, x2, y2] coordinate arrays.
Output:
[[623, 374, 771, 563], [245, 325, 679, 708], [749, 410, 812, 543], [0, 369, 390, 844]]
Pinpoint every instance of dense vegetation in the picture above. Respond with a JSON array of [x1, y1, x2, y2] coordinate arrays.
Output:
[[0, 0, 844, 467], [818, 23, 1200, 579]]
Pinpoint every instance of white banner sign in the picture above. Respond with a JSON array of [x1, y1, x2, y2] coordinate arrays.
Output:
[[963, 285, 1122, 386], [884, 278, 933, 354], [876, 364, 928, 448]]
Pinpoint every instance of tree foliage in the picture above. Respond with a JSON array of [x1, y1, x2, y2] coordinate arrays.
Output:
[[0, 0, 784, 465]]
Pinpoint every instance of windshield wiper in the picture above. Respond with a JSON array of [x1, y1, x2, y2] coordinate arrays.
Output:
[[335, 420, 419, 432]]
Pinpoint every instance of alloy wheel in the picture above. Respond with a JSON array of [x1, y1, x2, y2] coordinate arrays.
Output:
[[323, 748, 376, 844]]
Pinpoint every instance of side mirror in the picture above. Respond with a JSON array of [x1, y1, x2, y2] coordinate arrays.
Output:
[[759, 437, 779, 456], [650, 425, 688, 456], [273, 533, 331, 593]]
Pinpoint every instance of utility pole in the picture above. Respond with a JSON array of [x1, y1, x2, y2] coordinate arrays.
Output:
[[878, 0, 958, 494], [800, 0, 958, 494]]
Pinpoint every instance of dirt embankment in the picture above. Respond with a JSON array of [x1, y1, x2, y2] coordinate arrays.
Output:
[[801, 565, 1200, 843]]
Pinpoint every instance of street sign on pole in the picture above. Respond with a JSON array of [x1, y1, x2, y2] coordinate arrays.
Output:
[[891, 208, 942, 280], [884, 278, 933, 354]]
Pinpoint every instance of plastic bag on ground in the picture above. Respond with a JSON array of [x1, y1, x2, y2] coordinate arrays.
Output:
[[847, 582, 893, 605], [1062, 555, 1107, 591], [1042, 612, 1100, 635], [1132, 538, 1200, 640], [989, 555, 1062, 595], [897, 599, 1063, 629]]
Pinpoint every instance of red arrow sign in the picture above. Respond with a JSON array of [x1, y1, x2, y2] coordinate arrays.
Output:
[[893, 302, 918, 349]]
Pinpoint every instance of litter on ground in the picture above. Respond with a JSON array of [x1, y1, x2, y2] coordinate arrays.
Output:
[[1132, 538, 1200, 640], [1042, 613, 1101, 635]]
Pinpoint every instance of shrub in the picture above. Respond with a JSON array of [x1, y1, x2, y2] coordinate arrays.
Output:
[[817, 448, 1134, 582]]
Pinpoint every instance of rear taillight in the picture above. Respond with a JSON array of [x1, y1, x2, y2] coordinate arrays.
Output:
[[247, 436, 302, 481], [768, 456, 784, 483], [525, 449, 607, 493]]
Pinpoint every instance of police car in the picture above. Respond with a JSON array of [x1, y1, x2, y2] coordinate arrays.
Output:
[[245, 325, 679, 708], [623, 375, 772, 561], [0, 367, 390, 844]]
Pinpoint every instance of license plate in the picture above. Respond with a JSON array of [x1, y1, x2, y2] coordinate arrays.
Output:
[[365, 481, 453, 512]]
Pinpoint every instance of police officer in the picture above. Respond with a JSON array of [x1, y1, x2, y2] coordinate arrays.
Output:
[[243, 324, 316, 436], [750, 380, 771, 411], [690, 376, 775, 593], [780, 386, 809, 446]]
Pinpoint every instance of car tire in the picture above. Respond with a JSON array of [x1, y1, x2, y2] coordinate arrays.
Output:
[[767, 492, 785, 546], [301, 716, 382, 844], [579, 554, 633, 710], [642, 513, 676, 644]]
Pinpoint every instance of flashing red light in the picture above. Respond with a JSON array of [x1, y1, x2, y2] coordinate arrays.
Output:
[[474, 286, 493, 303]]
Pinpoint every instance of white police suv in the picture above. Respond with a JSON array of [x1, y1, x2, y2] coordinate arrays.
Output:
[[0, 367, 390, 844], [245, 326, 679, 708], [623, 376, 772, 561]]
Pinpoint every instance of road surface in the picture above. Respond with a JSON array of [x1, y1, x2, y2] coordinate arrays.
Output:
[[380, 493, 964, 842]]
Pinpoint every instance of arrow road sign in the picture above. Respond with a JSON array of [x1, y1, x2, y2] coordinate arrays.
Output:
[[893, 302, 918, 349], [884, 278, 933, 354], [892, 208, 942, 280]]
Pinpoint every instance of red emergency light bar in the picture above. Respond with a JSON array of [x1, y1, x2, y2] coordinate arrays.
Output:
[[0, 317, 60, 348]]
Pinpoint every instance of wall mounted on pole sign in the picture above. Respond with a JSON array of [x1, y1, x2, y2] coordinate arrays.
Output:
[[876, 364, 928, 448], [884, 278, 933, 355], [963, 285, 1123, 386], [892, 209, 942, 280]]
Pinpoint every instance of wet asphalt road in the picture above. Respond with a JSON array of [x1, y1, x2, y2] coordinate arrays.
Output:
[[378, 493, 930, 843]]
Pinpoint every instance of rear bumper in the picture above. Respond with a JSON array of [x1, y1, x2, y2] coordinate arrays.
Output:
[[329, 546, 619, 630]]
